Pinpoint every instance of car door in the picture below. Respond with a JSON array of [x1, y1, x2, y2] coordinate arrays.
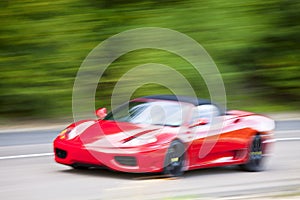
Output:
[[188, 104, 245, 168]]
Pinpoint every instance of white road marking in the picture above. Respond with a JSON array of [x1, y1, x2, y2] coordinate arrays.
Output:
[[275, 138, 300, 141], [0, 153, 54, 160], [265, 138, 300, 143]]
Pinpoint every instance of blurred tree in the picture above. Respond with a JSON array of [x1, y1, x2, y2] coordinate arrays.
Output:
[[231, 0, 300, 104], [0, 0, 299, 121]]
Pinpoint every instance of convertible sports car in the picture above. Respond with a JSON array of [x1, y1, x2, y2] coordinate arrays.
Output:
[[54, 95, 275, 176]]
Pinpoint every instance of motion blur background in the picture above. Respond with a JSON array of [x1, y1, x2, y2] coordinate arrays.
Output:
[[0, 0, 299, 122]]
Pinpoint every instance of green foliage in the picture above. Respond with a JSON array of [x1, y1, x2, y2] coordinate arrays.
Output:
[[0, 0, 299, 120], [230, 0, 300, 104]]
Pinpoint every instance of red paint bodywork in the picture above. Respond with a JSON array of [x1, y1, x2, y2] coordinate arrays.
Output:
[[54, 98, 274, 173]]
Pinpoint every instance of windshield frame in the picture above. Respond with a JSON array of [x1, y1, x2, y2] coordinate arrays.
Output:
[[104, 99, 194, 127]]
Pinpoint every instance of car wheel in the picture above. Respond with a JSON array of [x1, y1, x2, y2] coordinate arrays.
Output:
[[240, 134, 264, 172], [163, 140, 185, 177]]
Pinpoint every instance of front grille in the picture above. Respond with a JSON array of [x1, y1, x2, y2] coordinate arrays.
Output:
[[114, 156, 137, 167], [55, 148, 67, 159]]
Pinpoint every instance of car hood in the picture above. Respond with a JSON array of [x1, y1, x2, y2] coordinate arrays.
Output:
[[74, 120, 177, 148]]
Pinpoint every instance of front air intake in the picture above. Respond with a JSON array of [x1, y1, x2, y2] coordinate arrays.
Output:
[[114, 156, 137, 166], [55, 148, 67, 159]]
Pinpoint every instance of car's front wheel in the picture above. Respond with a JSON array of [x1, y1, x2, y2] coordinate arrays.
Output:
[[163, 140, 185, 177], [240, 134, 264, 172]]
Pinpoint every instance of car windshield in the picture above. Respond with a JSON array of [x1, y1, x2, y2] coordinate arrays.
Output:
[[104, 100, 191, 127]]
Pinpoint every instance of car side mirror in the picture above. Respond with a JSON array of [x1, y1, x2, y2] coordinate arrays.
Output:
[[189, 118, 209, 128], [95, 108, 107, 119]]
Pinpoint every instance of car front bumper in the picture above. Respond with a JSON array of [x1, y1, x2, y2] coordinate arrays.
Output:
[[53, 138, 168, 173]]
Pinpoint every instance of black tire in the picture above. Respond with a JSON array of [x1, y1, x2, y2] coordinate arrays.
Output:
[[240, 134, 264, 172], [163, 140, 185, 177]]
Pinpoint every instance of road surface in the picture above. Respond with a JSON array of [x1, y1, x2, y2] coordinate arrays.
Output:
[[0, 120, 299, 200]]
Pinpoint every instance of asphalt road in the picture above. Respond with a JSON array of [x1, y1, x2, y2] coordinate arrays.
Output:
[[0, 120, 299, 200]]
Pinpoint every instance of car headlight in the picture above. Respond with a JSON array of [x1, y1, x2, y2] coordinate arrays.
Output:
[[58, 128, 72, 140], [58, 121, 95, 140]]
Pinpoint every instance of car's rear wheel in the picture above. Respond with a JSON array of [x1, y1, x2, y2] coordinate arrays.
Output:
[[240, 134, 264, 172], [163, 140, 185, 177]]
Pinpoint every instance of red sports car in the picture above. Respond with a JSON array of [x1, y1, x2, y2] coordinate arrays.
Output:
[[54, 95, 275, 176]]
